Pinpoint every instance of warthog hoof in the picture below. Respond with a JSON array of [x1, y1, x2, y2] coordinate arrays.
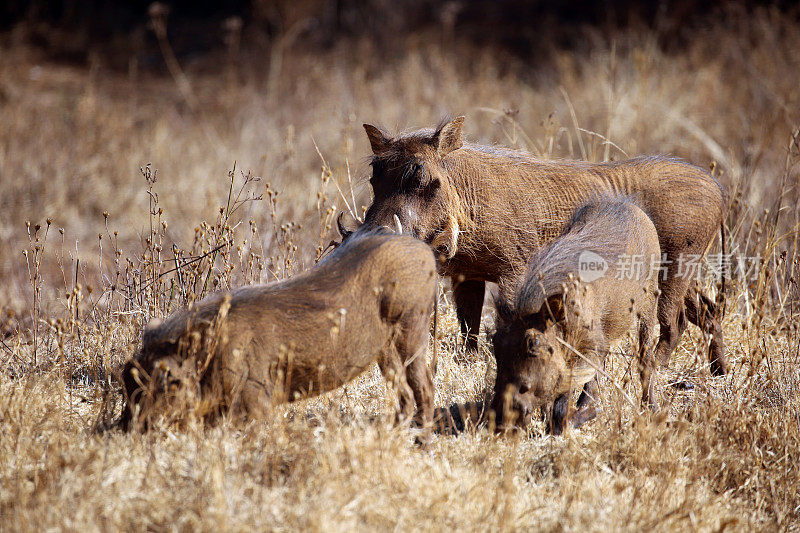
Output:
[[670, 380, 695, 391], [709, 356, 729, 377], [570, 404, 597, 429]]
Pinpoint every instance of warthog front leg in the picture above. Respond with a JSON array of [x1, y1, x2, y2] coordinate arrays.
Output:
[[547, 393, 570, 436], [637, 316, 660, 411], [546, 380, 599, 435], [453, 279, 485, 354], [540, 372, 600, 435]]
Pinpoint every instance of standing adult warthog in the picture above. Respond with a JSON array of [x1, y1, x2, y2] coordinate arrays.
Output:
[[119, 230, 437, 432], [341, 116, 727, 375], [490, 197, 661, 434]]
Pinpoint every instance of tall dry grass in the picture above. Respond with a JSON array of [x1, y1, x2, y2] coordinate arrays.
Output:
[[1, 7, 799, 530]]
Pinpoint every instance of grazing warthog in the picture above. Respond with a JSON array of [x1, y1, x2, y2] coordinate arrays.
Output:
[[119, 230, 437, 432], [342, 116, 727, 375], [491, 198, 661, 434]]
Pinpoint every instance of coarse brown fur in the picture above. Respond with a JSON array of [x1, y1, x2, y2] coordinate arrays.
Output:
[[490, 198, 661, 434], [350, 116, 728, 375], [119, 230, 437, 433]]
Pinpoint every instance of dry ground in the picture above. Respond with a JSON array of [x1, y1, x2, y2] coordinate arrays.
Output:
[[1, 8, 799, 531]]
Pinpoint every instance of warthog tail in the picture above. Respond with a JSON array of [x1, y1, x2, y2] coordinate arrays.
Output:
[[718, 219, 726, 320]]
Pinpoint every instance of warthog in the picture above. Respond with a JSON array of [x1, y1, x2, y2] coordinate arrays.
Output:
[[119, 230, 437, 432], [491, 197, 661, 434], [341, 116, 727, 375]]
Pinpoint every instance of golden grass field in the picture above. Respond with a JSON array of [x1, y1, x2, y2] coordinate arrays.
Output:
[[1, 6, 799, 530]]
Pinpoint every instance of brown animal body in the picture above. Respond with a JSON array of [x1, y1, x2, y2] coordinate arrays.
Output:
[[346, 116, 727, 376], [120, 230, 437, 431], [490, 197, 661, 434]]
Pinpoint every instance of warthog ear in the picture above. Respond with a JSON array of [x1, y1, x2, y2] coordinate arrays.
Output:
[[336, 211, 354, 239], [363, 124, 391, 154], [433, 116, 465, 158]]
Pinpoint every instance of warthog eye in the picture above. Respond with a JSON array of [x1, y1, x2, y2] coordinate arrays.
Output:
[[525, 339, 536, 358], [525, 336, 538, 356], [421, 177, 440, 200], [406, 162, 425, 187]]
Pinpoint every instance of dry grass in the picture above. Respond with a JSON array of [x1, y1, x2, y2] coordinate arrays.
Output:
[[1, 7, 799, 531]]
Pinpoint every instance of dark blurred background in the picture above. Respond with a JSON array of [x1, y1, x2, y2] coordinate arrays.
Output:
[[2, 0, 799, 310], [2, 0, 797, 68]]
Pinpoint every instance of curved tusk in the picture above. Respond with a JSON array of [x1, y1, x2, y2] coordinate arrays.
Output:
[[393, 214, 403, 234], [337, 211, 352, 238]]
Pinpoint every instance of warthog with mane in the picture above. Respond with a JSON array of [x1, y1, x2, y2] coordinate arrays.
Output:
[[119, 230, 437, 431], [341, 116, 727, 375], [491, 197, 661, 434]]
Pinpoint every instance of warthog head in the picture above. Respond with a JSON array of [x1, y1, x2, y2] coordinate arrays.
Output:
[[490, 298, 595, 431], [339, 117, 464, 259]]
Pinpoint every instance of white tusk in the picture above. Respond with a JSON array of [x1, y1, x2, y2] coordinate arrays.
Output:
[[393, 214, 403, 234]]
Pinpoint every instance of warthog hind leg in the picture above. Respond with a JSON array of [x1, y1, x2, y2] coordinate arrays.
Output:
[[405, 347, 434, 430], [384, 316, 435, 442], [684, 285, 728, 376], [655, 274, 691, 368]]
